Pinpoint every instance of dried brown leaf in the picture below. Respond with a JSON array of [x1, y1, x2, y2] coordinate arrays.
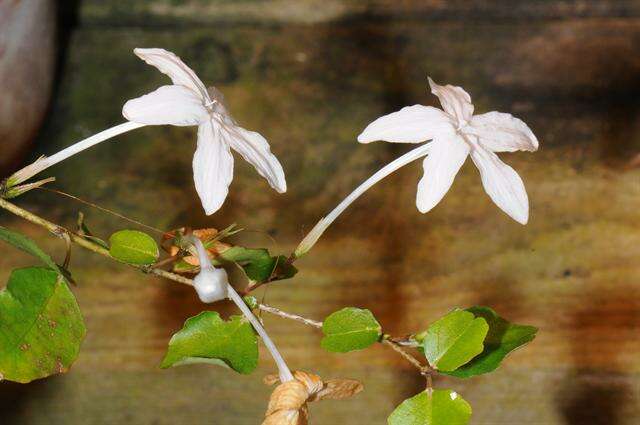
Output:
[[311, 379, 363, 401], [262, 371, 363, 425]]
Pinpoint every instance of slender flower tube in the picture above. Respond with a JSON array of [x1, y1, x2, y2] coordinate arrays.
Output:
[[295, 77, 538, 258], [189, 236, 294, 382], [294, 143, 431, 258], [8, 122, 145, 186]]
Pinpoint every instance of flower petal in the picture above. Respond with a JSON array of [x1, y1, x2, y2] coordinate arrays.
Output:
[[134, 48, 209, 100], [357, 105, 455, 144], [193, 120, 234, 215], [122, 85, 208, 126], [467, 111, 539, 152], [470, 147, 529, 224], [428, 77, 474, 123], [223, 124, 287, 193], [416, 136, 470, 213]]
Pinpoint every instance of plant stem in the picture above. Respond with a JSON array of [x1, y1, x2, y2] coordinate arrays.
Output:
[[258, 302, 429, 373], [227, 286, 294, 382], [258, 303, 323, 328], [0, 198, 192, 286], [187, 235, 294, 382], [0, 198, 423, 378], [381, 338, 429, 374], [294, 142, 431, 258], [8, 122, 145, 186], [0, 197, 293, 382]]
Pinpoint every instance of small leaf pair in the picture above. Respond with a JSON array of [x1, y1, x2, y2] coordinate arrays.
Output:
[[415, 307, 537, 377]]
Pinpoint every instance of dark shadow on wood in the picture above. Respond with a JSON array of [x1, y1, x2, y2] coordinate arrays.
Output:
[[558, 293, 640, 425]]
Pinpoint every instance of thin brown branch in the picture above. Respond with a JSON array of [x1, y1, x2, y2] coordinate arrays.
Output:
[[381, 338, 430, 374], [0, 197, 431, 376], [256, 302, 431, 373], [258, 303, 323, 328], [0, 198, 193, 287]]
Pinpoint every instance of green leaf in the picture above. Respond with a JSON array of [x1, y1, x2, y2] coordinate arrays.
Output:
[[173, 246, 297, 284], [420, 309, 488, 372], [388, 389, 471, 425], [218, 247, 297, 283], [321, 307, 382, 353], [0, 226, 61, 274], [444, 307, 537, 378], [0, 267, 86, 383], [109, 229, 159, 265], [242, 295, 259, 310], [161, 311, 258, 374]]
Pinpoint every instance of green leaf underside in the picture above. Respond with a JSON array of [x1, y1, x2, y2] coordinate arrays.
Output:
[[218, 248, 297, 283], [388, 389, 471, 425], [0, 226, 62, 274], [174, 246, 297, 284], [321, 307, 382, 353], [444, 307, 537, 378], [0, 267, 86, 383], [169, 357, 231, 369], [161, 311, 258, 374], [422, 310, 488, 372], [109, 230, 159, 265]]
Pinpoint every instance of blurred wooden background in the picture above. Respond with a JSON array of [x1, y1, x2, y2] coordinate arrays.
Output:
[[1, 1, 639, 424]]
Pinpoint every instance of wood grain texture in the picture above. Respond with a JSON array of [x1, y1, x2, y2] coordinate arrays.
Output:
[[1, 5, 640, 424]]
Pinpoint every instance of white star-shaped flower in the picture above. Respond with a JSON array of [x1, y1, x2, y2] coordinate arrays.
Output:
[[358, 77, 538, 224], [122, 48, 287, 215]]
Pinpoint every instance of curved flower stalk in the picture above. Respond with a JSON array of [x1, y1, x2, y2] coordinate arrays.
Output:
[[8, 48, 286, 216], [295, 77, 538, 258], [188, 236, 294, 383]]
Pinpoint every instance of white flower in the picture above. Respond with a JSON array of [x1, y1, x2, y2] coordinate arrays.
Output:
[[358, 77, 538, 224], [122, 48, 287, 215]]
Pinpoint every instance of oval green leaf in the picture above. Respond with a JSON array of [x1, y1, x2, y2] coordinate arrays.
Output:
[[321, 307, 382, 353], [109, 229, 159, 265], [421, 309, 488, 372], [161, 311, 258, 374], [388, 389, 471, 425], [0, 267, 86, 383], [444, 306, 537, 378]]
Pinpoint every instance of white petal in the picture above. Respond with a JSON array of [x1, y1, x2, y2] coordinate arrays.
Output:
[[467, 111, 539, 152], [193, 120, 234, 215], [428, 77, 474, 123], [223, 124, 287, 193], [357, 105, 455, 144], [470, 147, 529, 224], [122, 85, 208, 126], [416, 136, 470, 213], [134, 48, 209, 100]]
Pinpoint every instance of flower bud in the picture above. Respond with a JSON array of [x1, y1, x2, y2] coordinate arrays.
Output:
[[194, 267, 228, 303], [188, 235, 229, 303]]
